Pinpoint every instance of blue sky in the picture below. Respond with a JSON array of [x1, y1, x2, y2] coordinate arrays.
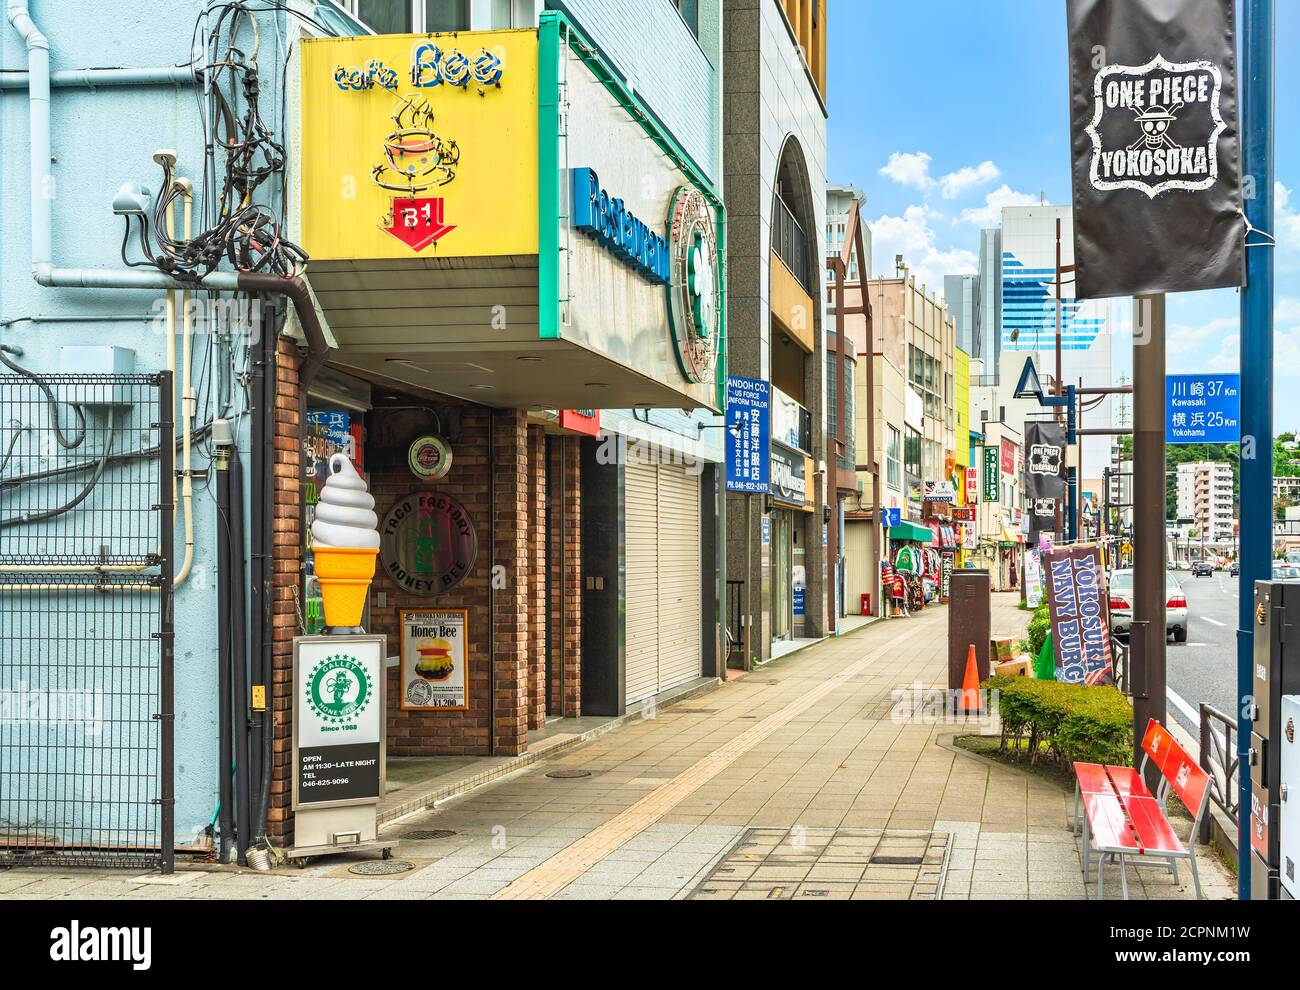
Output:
[[827, 0, 1300, 429]]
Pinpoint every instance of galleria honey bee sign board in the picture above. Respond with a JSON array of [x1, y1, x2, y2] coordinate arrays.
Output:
[[399, 609, 469, 711], [299, 30, 539, 261], [293, 636, 386, 810]]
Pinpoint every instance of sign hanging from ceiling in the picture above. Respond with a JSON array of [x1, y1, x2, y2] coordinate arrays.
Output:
[[1065, 0, 1244, 298], [299, 31, 539, 261]]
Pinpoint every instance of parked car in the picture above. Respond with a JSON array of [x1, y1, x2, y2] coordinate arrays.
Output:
[[1192, 561, 1214, 577], [1229, 561, 1240, 577], [1273, 564, 1300, 582], [1108, 569, 1189, 644]]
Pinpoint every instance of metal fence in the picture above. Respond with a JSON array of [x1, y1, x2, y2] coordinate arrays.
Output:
[[1198, 702, 1240, 844], [0, 372, 174, 871]]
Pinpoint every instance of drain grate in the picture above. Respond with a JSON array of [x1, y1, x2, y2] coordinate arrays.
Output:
[[348, 860, 416, 876], [546, 768, 592, 779], [403, 829, 457, 840], [670, 708, 720, 715], [870, 855, 924, 866]]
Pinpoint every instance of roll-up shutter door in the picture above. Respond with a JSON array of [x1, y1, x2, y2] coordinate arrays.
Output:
[[624, 462, 660, 705], [656, 465, 701, 691], [845, 521, 873, 615]]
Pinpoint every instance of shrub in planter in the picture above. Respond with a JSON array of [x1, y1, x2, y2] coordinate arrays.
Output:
[[986, 675, 1132, 768]]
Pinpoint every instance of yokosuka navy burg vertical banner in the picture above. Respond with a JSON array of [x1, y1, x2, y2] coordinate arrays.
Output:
[[1066, 0, 1245, 298]]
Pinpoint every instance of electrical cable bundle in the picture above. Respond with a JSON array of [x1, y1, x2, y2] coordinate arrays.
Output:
[[124, 2, 320, 282]]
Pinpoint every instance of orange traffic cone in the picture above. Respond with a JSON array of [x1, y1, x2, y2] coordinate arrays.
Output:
[[958, 644, 983, 715]]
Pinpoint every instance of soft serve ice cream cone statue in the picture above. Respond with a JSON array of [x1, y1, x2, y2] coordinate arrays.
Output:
[[311, 454, 381, 630]]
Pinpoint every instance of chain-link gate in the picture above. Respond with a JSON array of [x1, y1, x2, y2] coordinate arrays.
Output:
[[0, 371, 174, 871]]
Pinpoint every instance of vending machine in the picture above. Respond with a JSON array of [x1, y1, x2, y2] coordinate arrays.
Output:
[[1250, 582, 1300, 899]]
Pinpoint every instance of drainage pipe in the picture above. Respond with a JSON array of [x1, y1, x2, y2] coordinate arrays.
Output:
[[214, 433, 235, 864], [0, 65, 200, 89]]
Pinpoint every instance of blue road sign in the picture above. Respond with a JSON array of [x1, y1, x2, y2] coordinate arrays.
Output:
[[726, 376, 771, 493], [882, 508, 902, 528], [1166, 374, 1241, 444]]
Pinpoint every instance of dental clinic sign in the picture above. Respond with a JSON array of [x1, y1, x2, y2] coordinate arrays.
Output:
[[1066, 0, 1243, 299]]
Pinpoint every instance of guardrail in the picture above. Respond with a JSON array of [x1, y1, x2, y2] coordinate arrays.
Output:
[[1198, 703, 1240, 844]]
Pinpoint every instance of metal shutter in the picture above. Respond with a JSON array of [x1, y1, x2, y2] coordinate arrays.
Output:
[[656, 464, 701, 691], [845, 521, 873, 615], [624, 462, 660, 705]]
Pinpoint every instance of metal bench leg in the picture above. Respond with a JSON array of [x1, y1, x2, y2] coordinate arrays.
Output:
[[1119, 854, 1129, 900], [1098, 853, 1105, 900], [1081, 817, 1091, 882], [1188, 852, 1203, 900], [1073, 781, 1080, 834], [1168, 856, 1179, 884]]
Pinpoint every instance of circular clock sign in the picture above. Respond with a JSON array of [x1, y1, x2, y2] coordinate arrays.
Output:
[[380, 491, 477, 596], [666, 185, 721, 385], [408, 435, 453, 480]]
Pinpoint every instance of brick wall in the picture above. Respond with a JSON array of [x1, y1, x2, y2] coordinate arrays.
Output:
[[547, 436, 582, 718], [267, 335, 302, 847], [527, 426, 547, 730]]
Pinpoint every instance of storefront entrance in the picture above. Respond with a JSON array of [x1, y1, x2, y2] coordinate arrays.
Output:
[[771, 510, 794, 641]]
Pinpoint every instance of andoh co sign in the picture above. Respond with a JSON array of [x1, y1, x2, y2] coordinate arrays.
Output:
[[300, 31, 538, 261]]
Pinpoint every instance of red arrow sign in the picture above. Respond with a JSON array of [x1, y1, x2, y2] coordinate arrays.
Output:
[[383, 197, 457, 252]]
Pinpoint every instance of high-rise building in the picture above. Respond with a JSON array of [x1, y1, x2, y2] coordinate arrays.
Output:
[[944, 274, 980, 357], [976, 227, 1003, 377], [999, 205, 1118, 480], [1177, 462, 1236, 542], [826, 185, 870, 284]]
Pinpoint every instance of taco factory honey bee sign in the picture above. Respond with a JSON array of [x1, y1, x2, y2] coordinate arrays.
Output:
[[299, 30, 538, 261], [399, 609, 469, 711]]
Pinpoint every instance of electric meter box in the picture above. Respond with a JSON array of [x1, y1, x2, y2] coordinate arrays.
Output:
[[58, 345, 137, 408], [1280, 694, 1300, 900]]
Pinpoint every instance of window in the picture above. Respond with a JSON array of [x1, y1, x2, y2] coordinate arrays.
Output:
[[904, 427, 922, 481], [347, 0, 470, 33], [674, 0, 700, 38], [887, 426, 902, 490]]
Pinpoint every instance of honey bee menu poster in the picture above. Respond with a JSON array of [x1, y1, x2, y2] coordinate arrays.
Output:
[[399, 609, 469, 711]]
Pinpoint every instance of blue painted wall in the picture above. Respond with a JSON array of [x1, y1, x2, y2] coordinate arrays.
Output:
[[1, 1, 291, 845]]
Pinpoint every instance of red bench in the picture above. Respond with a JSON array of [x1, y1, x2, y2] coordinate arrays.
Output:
[[1071, 719, 1211, 900]]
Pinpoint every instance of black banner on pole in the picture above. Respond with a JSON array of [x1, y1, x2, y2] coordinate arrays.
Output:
[[1066, 0, 1244, 299], [1024, 422, 1068, 500], [1029, 498, 1058, 542]]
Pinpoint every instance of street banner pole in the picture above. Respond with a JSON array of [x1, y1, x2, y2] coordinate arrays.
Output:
[[1237, 0, 1275, 900], [1133, 295, 1167, 779]]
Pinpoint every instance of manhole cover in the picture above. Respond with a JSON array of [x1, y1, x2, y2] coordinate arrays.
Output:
[[348, 860, 415, 876], [546, 768, 592, 779], [403, 829, 457, 840]]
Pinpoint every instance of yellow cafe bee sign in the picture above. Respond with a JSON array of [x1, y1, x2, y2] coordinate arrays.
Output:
[[299, 31, 539, 261]]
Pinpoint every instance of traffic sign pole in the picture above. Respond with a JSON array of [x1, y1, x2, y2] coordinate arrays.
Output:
[[1237, 0, 1275, 900]]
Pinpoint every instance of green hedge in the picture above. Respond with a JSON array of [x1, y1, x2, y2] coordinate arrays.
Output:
[[985, 676, 1133, 768], [1021, 603, 1050, 658]]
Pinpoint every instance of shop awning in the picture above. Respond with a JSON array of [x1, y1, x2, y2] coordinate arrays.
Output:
[[888, 521, 934, 544]]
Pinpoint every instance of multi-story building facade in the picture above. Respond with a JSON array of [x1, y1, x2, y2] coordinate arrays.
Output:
[[944, 274, 980, 359], [1, 0, 727, 865], [1178, 461, 1236, 542], [724, 0, 829, 660], [826, 185, 870, 284], [975, 227, 1003, 376], [999, 205, 1120, 482]]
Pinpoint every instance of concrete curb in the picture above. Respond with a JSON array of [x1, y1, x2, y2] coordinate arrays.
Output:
[[377, 676, 724, 827]]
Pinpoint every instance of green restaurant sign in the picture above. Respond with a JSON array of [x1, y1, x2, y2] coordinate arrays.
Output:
[[981, 446, 1000, 503]]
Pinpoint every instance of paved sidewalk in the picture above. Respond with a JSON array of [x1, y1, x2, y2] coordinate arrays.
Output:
[[1, 597, 1234, 901]]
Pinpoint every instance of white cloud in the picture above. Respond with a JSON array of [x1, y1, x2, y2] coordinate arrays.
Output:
[[959, 184, 1039, 226], [939, 160, 1000, 200], [867, 205, 977, 296], [1276, 182, 1300, 252], [879, 152, 936, 191]]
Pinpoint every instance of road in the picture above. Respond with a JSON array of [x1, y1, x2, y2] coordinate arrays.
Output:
[[1164, 568, 1241, 738]]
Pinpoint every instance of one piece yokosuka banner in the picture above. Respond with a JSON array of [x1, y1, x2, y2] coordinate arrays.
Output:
[[1023, 422, 1068, 500], [1042, 544, 1115, 686], [1066, 0, 1243, 299]]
